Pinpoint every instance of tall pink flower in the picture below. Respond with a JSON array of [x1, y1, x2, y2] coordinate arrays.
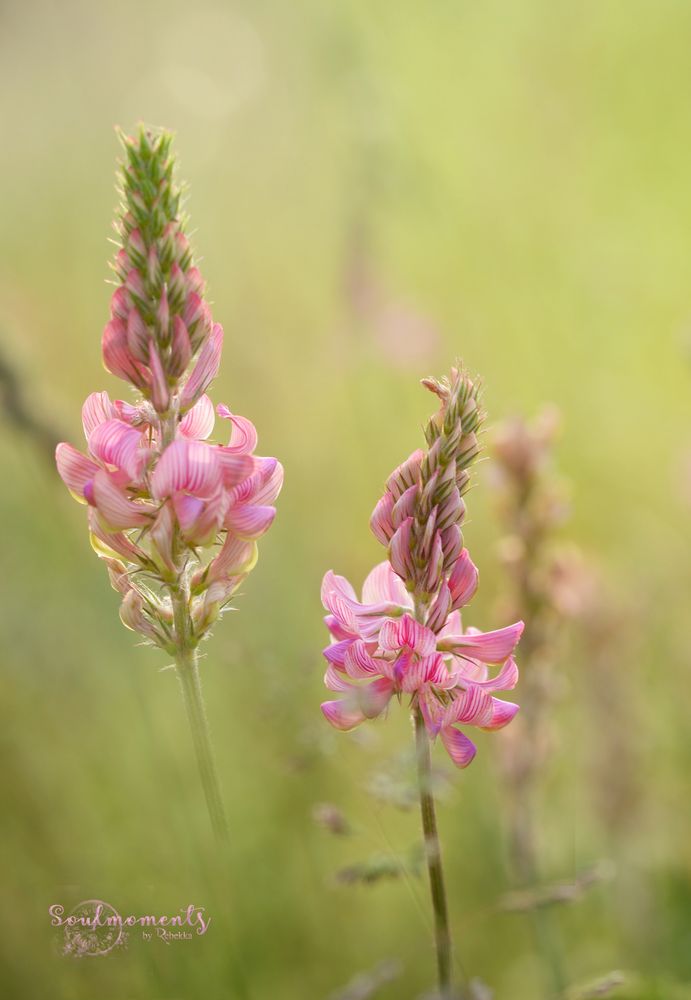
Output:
[[320, 367, 521, 768], [55, 127, 282, 838], [319, 367, 523, 996]]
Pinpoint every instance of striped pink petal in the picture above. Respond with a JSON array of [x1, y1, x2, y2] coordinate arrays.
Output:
[[443, 686, 494, 727], [323, 639, 355, 668], [389, 517, 414, 581], [81, 392, 115, 441], [151, 439, 222, 499], [448, 549, 479, 610], [370, 490, 395, 545], [324, 614, 355, 642], [438, 621, 524, 664], [400, 652, 448, 693], [344, 641, 383, 679], [217, 405, 259, 455], [206, 535, 256, 582], [480, 698, 519, 732], [225, 503, 276, 539], [440, 727, 477, 768], [88, 419, 146, 481], [180, 323, 224, 409], [454, 655, 518, 692], [216, 450, 258, 488], [148, 343, 169, 413], [361, 561, 412, 607], [88, 508, 147, 562], [55, 443, 99, 498], [324, 664, 352, 692], [179, 395, 215, 439], [379, 614, 436, 656], [92, 470, 151, 530], [102, 319, 147, 388]]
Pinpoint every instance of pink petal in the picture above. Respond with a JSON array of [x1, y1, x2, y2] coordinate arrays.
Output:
[[150, 502, 176, 571], [344, 641, 383, 679], [180, 323, 223, 409], [206, 534, 256, 582], [324, 664, 352, 692], [444, 686, 494, 727], [399, 652, 447, 692], [323, 639, 354, 668], [81, 392, 114, 441], [88, 508, 147, 562], [324, 614, 355, 642], [92, 470, 151, 529], [217, 405, 258, 454], [438, 621, 524, 664], [459, 655, 519, 692], [148, 343, 169, 413], [173, 493, 205, 535], [448, 549, 479, 610], [386, 449, 424, 500], [361, 561, 412, 607], [55, 443, 99, 498], [179, 395, 215, 439], [151, 439, 222, 499], [379, 614, 436, 656], [480, 698, 519, 732], [389, 517, 414, 582], [440, 727, 477, 768], [370, 490, 395, 545], [321, 699, 366, 732], [358, 677, 395, 719], [88, 419, 145, 481], [102, 319, 147, 388], [216, 449, 258, 488], [225, 503, 276, 539], [391, 484, 418, 528], [227, 458, 280, 506]]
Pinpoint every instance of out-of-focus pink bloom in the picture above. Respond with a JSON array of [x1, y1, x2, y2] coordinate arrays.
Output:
[[320, 559, 521, 766]]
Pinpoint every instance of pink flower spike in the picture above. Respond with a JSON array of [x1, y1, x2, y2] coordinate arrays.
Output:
[[55, 443, 99, 500], [438, 620, 525, 664], [180, 323, 224, 410], [217, 405, 258, 455], [179, 395, 215, 439], [151, 438, 222, 499], [448, 548, 479, 610], [440, 727, 477, 768]]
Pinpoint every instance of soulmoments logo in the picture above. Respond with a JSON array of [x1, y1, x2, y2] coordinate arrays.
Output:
[[49, 900, 211, 956]]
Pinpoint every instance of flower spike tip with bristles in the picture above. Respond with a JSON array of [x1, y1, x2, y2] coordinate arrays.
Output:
[[56, 126, 283, 840]]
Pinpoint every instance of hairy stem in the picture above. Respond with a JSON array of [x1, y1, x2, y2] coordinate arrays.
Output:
[[414, 706, 460, 999]]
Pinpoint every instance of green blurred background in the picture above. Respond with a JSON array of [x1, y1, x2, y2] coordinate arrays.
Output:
[[1, 1, 690, 997]]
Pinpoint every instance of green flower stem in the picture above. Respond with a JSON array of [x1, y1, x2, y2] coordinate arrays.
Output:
[[414, 706, 462, 999], [172, 588, 229, 842]]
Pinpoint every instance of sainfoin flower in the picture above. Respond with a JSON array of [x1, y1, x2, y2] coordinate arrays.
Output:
[[55, 127, 282, 839], [320, 368, 522, 767], [55, 128, 282, 655]]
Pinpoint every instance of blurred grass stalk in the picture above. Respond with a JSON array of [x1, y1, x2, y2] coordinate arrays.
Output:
[[491, 409, 574, 996]]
